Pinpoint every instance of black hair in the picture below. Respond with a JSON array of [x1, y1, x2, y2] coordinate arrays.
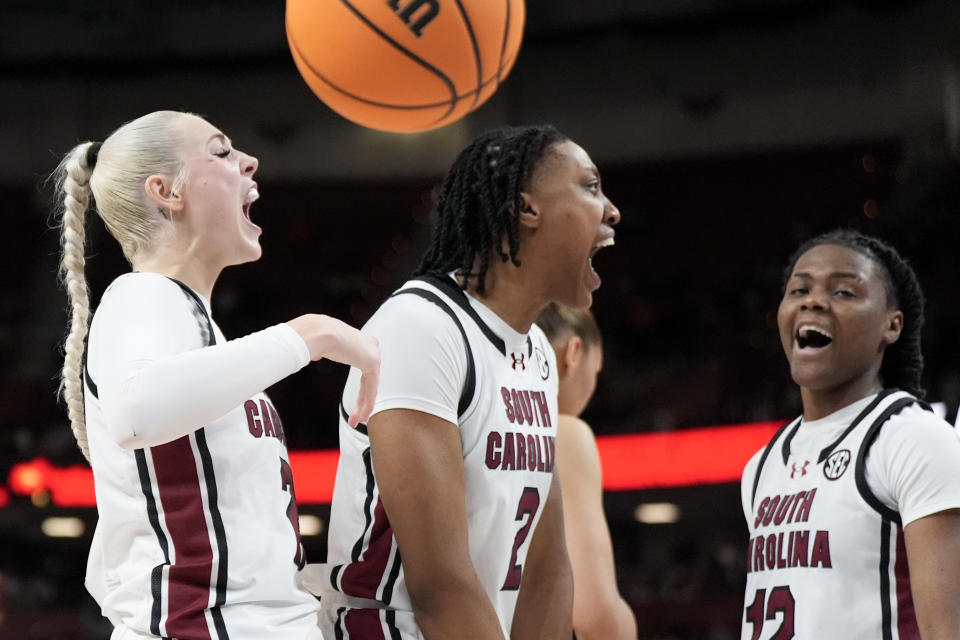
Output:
[[414, 124, 569, 293], [782, 229, 926, 398]]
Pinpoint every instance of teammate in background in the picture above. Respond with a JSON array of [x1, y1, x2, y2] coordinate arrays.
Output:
[[53, 111, 380, 640], [741, 230, 960, 639], [536, 303, 637, 640], [313, 125, 620, 639]]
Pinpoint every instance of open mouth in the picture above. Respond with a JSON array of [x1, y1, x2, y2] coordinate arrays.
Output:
[[796, 324, 833, 349], [589, 235, 615, 264], [243, 186, 259, 224]]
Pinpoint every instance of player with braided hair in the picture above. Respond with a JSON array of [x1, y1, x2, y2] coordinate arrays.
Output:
[[741, 229, 960, 639], [53, 110, 380, 640], [313, 125, 620, 639], [781, 230, 926, 399], [415, 125, 569, 293]]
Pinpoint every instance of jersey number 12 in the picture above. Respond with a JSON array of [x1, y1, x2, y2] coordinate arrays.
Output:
[[745, 586, 795, 639]]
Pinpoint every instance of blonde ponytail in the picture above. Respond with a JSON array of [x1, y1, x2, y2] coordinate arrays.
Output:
[[54, 111, 190, 463], [55, 142, 96, 463]]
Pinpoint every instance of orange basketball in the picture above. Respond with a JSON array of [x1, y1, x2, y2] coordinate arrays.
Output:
[[285, 0, 525, 133]]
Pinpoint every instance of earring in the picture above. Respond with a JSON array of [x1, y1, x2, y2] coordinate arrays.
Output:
[[157, 207, 169, 220]]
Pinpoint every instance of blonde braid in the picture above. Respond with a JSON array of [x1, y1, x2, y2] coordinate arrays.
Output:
[[56, 142, 96, 463], [53, 111, 190, 462]]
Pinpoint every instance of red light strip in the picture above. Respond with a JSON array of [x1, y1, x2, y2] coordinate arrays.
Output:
[[4, 421, 782, 508], [596, 421, 782, 489]]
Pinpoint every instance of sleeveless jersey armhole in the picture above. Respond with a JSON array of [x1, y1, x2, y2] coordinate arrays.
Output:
[[751, 418, 801, 510], [390, 286, 477, 419], [854, 395, 926, 523], [84, 276, 216, 401]]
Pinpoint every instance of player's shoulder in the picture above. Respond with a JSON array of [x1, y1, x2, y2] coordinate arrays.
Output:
[[362, 279, 467, 350], [741, 446, 767, 484], [557, 414, 597, 445], [875, 399, 957, 445], [97, 272, 192, 314]]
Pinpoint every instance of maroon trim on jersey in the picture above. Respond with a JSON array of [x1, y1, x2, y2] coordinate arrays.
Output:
[[152, 435, 215, 640], [340, 499, 395, 601], [894, 525, 920, 639], [345, 608, 386, 639]]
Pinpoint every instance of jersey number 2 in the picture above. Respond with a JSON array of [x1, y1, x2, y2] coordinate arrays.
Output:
[[745, 586, 795, 639], [501, 487, 541, 591], [279, 457, 306, 569]]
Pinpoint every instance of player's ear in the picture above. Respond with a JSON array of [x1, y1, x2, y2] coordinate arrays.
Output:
[[562, 336, 584, 374], [883, 310, 903, 345], [144, 174, 184, 213], [517, 192, 541, 230]]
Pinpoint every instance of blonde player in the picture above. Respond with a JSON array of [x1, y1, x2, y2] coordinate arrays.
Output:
[[312, 125, 620, 639], [536, 303, 637, 640], [741, 230, 960, 639], [53, 111, 380, 640]]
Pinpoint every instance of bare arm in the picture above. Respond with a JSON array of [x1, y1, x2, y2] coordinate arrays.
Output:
[[556, 415, 636, 640], [904, 508, 960, 639], [368, 408, 505, 640], [510, 473, 573, 640]]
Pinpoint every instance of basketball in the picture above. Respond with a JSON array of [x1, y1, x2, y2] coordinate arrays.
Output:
[[285, 0, 525, 133]]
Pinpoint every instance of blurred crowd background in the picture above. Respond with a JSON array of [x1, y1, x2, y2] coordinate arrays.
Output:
[[2, 1, 960, 637]]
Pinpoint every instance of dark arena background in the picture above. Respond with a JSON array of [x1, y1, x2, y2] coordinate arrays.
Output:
[[2, 1, 960, 638]]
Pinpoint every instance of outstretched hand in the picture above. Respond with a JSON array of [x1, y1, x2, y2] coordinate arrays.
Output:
[[286, 314, 381, 427]]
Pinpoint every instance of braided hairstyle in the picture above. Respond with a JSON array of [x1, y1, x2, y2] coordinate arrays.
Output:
[[415, 125, 569, 293], [53, 111, 189, 462], [782, 229, 926, 398]]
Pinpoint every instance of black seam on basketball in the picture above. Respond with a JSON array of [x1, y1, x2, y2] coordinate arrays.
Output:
[[291, 37, 515, 112], [287, 7, 517, 122], [452, 0, 483, 110], [498, 0, 511, 88], [337, 0, 459, 120]]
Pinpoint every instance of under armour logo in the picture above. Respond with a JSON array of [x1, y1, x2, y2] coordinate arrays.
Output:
[[790, 460, 810, 479], [511, 353, 525, 370]]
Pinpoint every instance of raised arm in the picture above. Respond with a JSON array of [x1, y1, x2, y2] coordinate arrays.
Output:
[[509, 472, 573, 640], [368, 408, 506, 640], [904, 509, 960, 639], [556, 415, 637, 640], [93, 275, 379, 448]]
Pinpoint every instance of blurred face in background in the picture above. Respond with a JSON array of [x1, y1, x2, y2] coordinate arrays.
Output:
[[557, 335, 603, 417]]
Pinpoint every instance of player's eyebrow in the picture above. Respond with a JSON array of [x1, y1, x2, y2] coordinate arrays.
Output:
[[208, 133, 233, 147], [791, 271, 862, 280]]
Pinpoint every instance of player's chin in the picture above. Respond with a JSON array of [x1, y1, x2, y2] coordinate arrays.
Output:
[[789, 361, 836, 390], [561, 282, 594, 310], [232, 241, 263, 265]]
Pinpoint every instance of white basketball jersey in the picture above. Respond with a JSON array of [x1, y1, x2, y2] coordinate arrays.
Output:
[[84, 277, 319, 640], [322, 274, 559, 639], [741, 389, 925, 640]]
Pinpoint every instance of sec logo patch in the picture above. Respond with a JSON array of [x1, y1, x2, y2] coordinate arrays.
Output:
[[824, 449, 851, 480]]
